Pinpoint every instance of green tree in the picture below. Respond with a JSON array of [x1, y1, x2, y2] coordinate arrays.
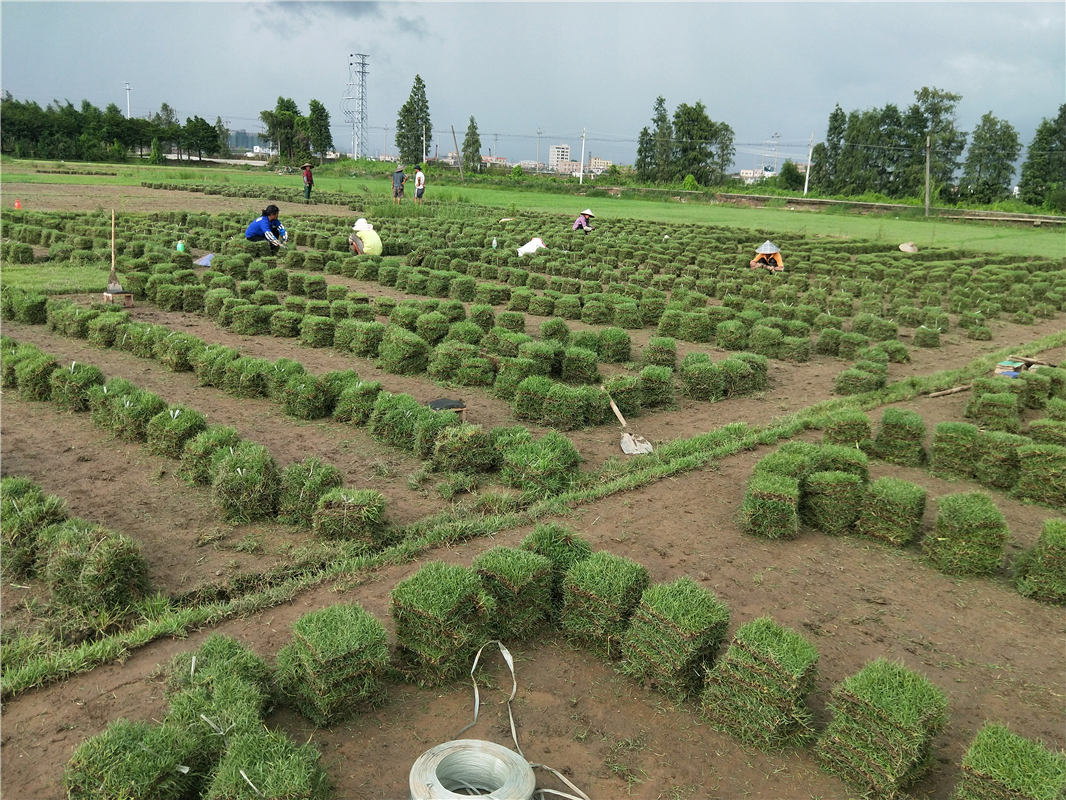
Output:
[[183, 115, 220, 159], [813, 104, 846, 193], [306, 99, 333, 157], [260, 97, 300, 162], [214, 117, 232, 158], [395, 75, 431, 166], [671, 101, 733, 186], [462, 115, 482, 175], [511, 164, 524, 178], [1018, 104, 1066, 208], [899, 87, 968, 200], [778, 160, 805, 191], [635, 96, 675, 183], [959, 111, 1021, 204], [148, 137, 167, 165]]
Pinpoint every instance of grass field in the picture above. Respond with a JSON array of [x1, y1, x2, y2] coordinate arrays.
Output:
[[4, 157, 1063, 258]]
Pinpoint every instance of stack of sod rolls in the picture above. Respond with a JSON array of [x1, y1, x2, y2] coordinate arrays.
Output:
[[211, 442, 281, 524], [206, 727, 331, 800], [802, 471, 866, 536], [619, 577, 730, 700], [816, 659, 947, 798], [953, 722, 1066, 800], [312, 488, 388, 549], [561, 551, 649, 660], [163, 635, 272, 773], [924, 492, 1009, 575], [1013, 518, 1066, 604], [473, 546, 554, 641], [0, 476, 67, 578], [930, 422, 981, 479], [873, 408, 927, 467], [974, 432, 1031, 489], [701, 617, 819, 749], [391, 561, 495, 687], [822, 409, 873, 452], [971, 393, 1022, 433], [1013, 444, 1066, 508], [741, 472, 801, 539], [500, 431, 582, 498], [519, 523, 593, 620], [277, 457, 344, 527], [276, 603, 390, 726], [854, 477, 927, 546]]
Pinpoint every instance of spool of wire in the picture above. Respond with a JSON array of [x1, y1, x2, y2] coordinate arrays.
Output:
[[409, 739, 536, 799]]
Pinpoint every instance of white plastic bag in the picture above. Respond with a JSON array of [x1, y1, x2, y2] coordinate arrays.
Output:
[[516, 237, 546, 256]]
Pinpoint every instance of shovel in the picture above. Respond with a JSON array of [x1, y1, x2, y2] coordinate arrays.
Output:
[[601, 386, 653, 455]]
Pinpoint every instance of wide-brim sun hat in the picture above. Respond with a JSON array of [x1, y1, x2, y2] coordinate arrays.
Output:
[[395, 165, 404, 171], [352, 218, 373, 231], [581, 208, 595, 217], [301, 163, 312, 169], [755, 240, 780, 254]]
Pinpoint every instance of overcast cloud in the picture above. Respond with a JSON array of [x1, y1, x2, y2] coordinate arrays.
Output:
[[2, 1, 1062, 170]]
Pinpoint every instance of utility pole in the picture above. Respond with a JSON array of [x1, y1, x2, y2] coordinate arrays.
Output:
[[773, 132, 781, 173], [422, 125, 426, 164], [383, 124, 388, 159], [579, 128, 586, 185], [537, 128, 541, 174], [803, 132, 813, 196], [451, 125, 464, 183], [123, 82, 131, 119], [925, 135, 931, 217]]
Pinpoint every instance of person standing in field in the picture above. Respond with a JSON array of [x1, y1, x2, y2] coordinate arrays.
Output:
[[348, 218, 383, 256], [392, 165, 407, 205], [413, 164, 426, 206], [244, 205, 288, 251], [301, 162, 314, 200]]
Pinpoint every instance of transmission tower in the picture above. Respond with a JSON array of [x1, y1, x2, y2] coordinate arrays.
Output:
[[341, 53, 369, 159]]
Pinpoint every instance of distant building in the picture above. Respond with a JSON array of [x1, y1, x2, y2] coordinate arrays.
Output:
[[516, 160, 543, 172], [588, 156, 612, 174], [441, 151, 460, 167], [548, 144, 570, 171], [482, 155, 508, 168], [554, 159, 582, 176], [229, 129, 258, 151]]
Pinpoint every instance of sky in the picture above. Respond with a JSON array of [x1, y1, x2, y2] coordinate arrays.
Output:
[[1, 1, 1063, 172]]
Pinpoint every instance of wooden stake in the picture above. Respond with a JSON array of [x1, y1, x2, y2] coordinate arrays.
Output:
[[927, 384, 971, 398]]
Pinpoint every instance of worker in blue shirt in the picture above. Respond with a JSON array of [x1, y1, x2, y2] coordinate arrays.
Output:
[[244, 204, 288, 250]]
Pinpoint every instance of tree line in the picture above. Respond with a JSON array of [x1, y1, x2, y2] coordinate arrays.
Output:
[[0, 94, 232, 162], [807, 88, 1064, 210]]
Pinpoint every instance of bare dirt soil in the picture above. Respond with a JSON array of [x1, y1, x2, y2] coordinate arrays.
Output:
[[1, 184, 1063, 800]]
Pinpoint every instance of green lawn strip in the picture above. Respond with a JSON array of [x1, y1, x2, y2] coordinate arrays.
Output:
[[0, 263, 112, 294], [4, 331, 1063, 699]]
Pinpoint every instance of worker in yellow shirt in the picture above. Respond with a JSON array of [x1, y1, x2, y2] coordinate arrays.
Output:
[[349, 218, 383, 256]]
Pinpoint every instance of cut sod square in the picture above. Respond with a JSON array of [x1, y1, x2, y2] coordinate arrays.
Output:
[[473, 546, 554, 641], [701, 617, 820, 749], [740, 472, 800, 540], [560, 551, 649, 660], [1013, 517, 1066, 605], [802, 471, 865, 536], [924, 491, 1009, 576], [519, 523, 593, 619], [854, 477, 927, 546], [816, 659, 947, 798], [953, 722, 1066, 800], [620, 576, 730, 700], [390, 561, 495, 687]]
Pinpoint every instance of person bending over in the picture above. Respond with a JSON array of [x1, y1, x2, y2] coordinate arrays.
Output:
[[244, 205, 288, 250]]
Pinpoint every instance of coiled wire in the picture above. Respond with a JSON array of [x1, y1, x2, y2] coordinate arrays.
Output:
[[408, 641, 591, 800]]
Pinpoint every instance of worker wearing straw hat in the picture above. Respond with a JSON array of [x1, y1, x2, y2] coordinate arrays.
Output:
[[301, 162, 314, 200], [749, 240, 784, 272], [392, 164, 407, 205], [573, 208, 595, 234], [349, 218, 383, 256]]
